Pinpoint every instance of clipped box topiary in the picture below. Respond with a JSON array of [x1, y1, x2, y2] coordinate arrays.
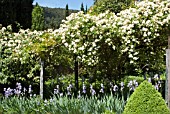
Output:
[[123, 80, 170, 114]]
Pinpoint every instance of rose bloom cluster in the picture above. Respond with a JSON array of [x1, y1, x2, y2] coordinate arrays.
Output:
[[0, 26, 57, 60], [0, 26, 58, 83]]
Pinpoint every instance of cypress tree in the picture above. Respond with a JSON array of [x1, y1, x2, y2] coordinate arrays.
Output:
[[94, 0, 98, 4], [65, 4, 69, 18], [80, 3, 85, 12], [85, 5, 88, 14]]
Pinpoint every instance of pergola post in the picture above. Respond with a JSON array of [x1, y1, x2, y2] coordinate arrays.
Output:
[[166, 35, 170, 108], [40, 58, 44, 99], [74, 54, 79, 97]]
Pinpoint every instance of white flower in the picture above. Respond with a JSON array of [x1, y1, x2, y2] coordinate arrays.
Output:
[[129, 54, 133, 58], [88, 62, 92, 66], [75, 39, 80, 43], [127, 30, 132, 35], [64, 43, 68, 47], [78, 46, 84, 51], [134, 52, 139, 55], [112, 45, 116, 50], [90, 26, 95, 32], [127, 40, 131, 44], [92, 42, 96, 47], [133, 57, 139, 60], [143, 32, 147, 37], [146, 20, 151, 26], [147, 32, 151, 36], [122, 47, 129, 52], [99, 35, 103, 39], [2, 27, 6, 32], [70, 34, 75, 37], [150, 52, 154, 54], [105, 38, 111, 43], [62, 39, 66, 43], [73, 49, 77, 53], [130, 60, 134, 64], [144, 39, 147, 42], [88, 47, 93, 52], [71, 41, 76, 45], [129, 49, 133, 52], [133, 20, 139, 24], [142, 27, 148, 32], [156, 33, 160, 36], [95, 39, 100, 42]]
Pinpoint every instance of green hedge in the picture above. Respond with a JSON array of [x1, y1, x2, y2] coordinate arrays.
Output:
[[123, 80, 170, 114], [123, 76, 144, 85]]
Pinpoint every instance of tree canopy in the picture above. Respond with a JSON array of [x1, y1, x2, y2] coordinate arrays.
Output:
[[0, 0, 33, 31], [89, 0, 133, 15], [32, 3, 45, 31]]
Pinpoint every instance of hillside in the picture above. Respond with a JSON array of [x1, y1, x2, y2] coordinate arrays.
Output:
[[43, 7, 79, 29]]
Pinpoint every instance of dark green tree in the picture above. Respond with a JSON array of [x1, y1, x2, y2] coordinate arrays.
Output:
[[80, 3, 85, 12], [94, 0, 98, 4], [85, 5, 88, 14], [50, 17, 56, 29], [17, 0, 33, 29], [65, 4, 69, 18], [90, 0, 133, 15], [0, 0, 33, 31], [31, 3, 45, 31]]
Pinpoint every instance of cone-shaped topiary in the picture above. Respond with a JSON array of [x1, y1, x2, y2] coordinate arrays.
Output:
[[123, 80, 170, 114]]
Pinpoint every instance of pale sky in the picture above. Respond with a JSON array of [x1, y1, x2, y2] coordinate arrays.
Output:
[[33, 0, 94, 10]]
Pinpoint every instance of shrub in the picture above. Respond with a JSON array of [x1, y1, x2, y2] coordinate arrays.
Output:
[[123, 76, 144, 85], [123, 80, 170, 114]]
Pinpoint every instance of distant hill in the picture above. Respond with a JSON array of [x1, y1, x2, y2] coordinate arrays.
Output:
[[42, 7, 79, 29]]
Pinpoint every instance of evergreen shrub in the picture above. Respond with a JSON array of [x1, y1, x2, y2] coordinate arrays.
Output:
[[123, 80, 170, 114]]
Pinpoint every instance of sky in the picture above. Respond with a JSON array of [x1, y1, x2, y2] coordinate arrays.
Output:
[[33, 0, 94, 10]]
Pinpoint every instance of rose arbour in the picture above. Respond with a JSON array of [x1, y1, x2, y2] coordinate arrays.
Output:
[[58, 0, 170, 80]]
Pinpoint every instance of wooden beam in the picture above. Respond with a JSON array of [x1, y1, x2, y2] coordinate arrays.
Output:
[[74, 54, 79, 97]]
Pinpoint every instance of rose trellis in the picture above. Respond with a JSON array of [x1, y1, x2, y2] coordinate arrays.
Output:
[[58, 0, 170, 77]]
